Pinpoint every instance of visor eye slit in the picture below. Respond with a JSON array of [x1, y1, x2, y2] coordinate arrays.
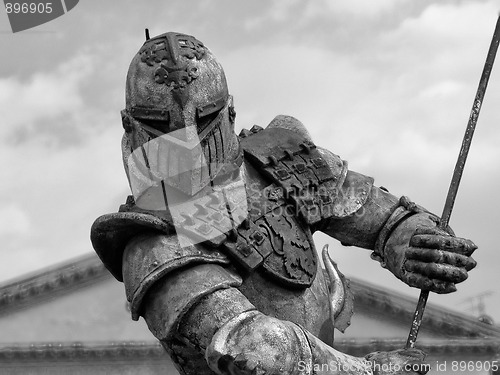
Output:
[[139, 118, 170, 137], [196, 110, 221, 133]]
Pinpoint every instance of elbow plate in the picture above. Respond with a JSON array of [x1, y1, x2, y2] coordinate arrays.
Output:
[[206, 310, 313, 375], [206, 309, 370, 375]]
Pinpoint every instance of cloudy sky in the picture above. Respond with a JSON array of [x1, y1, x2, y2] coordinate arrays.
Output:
[[1, 0, 500, 327]]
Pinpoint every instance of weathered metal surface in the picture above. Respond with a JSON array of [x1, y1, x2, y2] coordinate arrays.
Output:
[[91, 30, 480, 375], [122, 233, 230, 320]]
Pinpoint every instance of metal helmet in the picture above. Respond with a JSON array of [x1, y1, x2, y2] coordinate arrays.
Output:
[[121, 31, 240, 201]]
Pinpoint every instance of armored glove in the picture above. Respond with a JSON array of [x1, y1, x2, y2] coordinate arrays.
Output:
[[377, 206, 477, 294], [365, 348, 428, 375]]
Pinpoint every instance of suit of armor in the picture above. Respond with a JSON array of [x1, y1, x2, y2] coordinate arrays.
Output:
[[91, 32, 476, 375]]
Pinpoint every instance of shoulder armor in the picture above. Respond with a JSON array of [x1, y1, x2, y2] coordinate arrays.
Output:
[[91, 208, 174, 282], [266, 115, 313, 141], [122, 232, 230, 320], [240, 124, 349, 226]]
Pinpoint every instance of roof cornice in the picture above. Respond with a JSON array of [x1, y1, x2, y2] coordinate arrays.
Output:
[[0, 254, 109, 316], [0, 339, 498, 361], [349, 277, 500, 339]]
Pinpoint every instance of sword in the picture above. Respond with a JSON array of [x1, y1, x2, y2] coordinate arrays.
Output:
[[405, 14, 500, 349]]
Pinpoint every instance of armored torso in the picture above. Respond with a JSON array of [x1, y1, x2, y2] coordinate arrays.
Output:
[[91, 117, 369, 338]]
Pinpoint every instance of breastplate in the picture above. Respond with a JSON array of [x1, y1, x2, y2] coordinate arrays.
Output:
[[222, 175, 318, 288]]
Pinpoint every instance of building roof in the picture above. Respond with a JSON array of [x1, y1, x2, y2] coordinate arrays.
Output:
[[0, 252, 499, 360], [1, 338, 499, 362]]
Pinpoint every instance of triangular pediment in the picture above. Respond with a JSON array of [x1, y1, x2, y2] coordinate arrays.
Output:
[[0, 255, 151, 343], [0, 253, 498, 345]]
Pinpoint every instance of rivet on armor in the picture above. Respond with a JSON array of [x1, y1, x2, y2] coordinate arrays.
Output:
[[250, 231, 265, 246], [293, 163, 307, 174], [274, 168, 290, 181], [238, 244, 253, 257], [268, 155, 278, 166], [284, 150, 294, 160], [299, 141, 313, 154], [311, 158, 326, 168]]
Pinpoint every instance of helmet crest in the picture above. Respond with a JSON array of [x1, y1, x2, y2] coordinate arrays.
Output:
[[139, 33, 206, 90]]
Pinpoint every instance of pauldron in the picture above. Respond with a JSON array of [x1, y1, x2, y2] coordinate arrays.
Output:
[[240, 126, 348, 226]]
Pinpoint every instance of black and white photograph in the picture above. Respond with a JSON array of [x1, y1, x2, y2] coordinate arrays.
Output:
[[1, 1, 500, 374]]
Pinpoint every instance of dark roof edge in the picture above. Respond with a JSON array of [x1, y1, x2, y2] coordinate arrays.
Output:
[[0, 254, 109, 316], [0, 339, 498, 361]]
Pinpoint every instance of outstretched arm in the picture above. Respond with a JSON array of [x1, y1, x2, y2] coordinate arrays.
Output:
[[315, 148, 476, 294]]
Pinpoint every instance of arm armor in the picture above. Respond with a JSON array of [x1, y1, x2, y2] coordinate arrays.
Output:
[[318, 182, 400, 250], [140, 262, 373, 375], [206, 310, 372, 375], [122, 232, 231, 320]]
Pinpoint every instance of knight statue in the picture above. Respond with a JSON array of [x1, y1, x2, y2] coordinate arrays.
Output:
[[91, 31, 477, 375]]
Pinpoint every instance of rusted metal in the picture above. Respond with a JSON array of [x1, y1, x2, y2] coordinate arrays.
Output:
[[406, 14, 500, 350]]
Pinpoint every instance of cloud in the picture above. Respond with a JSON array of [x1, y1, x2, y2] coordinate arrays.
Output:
[[0, 52, 96, 146], [0, 48, 127, 281], [418, 80, 464, 99], [305, 0, 410, 18], [0, 205, 30, 236]]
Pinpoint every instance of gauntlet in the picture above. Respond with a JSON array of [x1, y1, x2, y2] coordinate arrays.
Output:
[[373, 197, 477, 293]]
